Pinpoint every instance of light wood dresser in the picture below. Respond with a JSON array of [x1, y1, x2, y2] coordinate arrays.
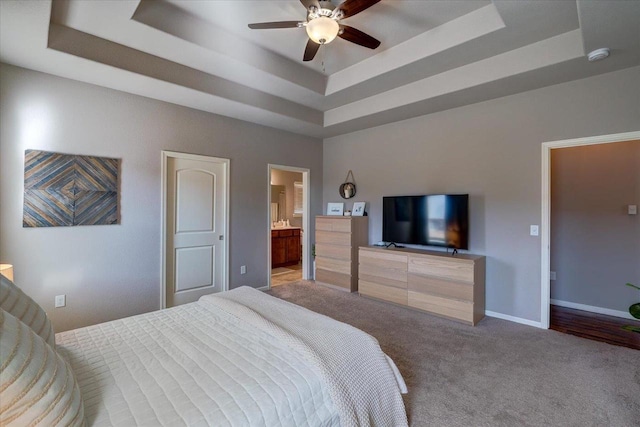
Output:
[[359, 246, 486, 325], [315, 216, 368, 292]]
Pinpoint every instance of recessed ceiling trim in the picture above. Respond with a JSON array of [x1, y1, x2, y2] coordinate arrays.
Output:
[[325, 3, 505, 95], [52, 0, 328, 110], [325, 29, 585, 126], [131, 0, 326, 95], [48, 24, 324, 127]]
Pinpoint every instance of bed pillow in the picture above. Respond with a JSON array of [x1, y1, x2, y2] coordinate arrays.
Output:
[[0, 309, 85, 427], [0, 275, 55, 347]]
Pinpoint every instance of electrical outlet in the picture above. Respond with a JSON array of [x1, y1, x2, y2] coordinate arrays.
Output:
[[530, 225, 539, 236], [55, 295, 66, 308], [550, 271, 557, 281], [240, 265, 247, 275]]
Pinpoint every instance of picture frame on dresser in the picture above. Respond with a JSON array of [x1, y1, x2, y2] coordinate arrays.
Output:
[[352, 202, 366, 216], [327, 202, 344, 216]]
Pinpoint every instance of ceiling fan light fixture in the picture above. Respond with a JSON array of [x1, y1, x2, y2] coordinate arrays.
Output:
[[306, 16, 339, 45]]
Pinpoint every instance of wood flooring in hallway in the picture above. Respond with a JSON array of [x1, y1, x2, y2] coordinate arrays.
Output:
[[550, 305, 639, 350]]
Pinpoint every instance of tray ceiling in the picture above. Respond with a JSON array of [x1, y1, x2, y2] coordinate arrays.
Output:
[[1, 0, 639, 138]]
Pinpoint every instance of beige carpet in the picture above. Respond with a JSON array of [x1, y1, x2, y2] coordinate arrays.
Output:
[[266, 281, 639, 427]]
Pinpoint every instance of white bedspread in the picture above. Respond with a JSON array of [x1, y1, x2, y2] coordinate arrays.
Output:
[[56, 286, 408, 427], [202, 287, 408, 427], [56, 296, 340, 426]]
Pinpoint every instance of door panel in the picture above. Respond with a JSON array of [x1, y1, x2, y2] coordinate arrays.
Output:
[[175, 246, 214, 292], [176, 170, 215, 233], [166, 155, 227, 307]]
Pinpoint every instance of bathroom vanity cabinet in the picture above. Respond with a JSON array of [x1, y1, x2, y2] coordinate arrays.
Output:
[[272, 228, 301, 268]]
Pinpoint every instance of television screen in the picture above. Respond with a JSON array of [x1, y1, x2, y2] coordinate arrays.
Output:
[[382, 194, 469, 249]]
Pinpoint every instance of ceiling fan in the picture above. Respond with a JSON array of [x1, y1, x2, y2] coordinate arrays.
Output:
[[248, 0, 382, 62]]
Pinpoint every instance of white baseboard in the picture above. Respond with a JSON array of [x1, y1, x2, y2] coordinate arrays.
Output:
[[551, 299, 639, 321], [256, 285, 270, 291], [485, 310, 543, 328]]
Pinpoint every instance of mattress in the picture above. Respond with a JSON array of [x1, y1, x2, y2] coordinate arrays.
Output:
[[56, 286, 408, 427]]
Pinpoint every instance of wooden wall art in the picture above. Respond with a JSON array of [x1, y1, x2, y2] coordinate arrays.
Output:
[[23, 150, 119, 227]]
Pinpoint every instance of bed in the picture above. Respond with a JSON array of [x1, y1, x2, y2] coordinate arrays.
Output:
[[1, 279, 408, 427]]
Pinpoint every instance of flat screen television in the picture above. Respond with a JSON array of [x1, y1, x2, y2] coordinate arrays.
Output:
[[382, 194, 469, 250]]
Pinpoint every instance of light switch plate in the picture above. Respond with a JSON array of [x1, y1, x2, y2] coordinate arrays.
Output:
[[629, 205, 637, 215], [530, 225, 539, 236]]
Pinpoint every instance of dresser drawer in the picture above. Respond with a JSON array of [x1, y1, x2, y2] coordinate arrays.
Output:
[[316, 243, 351, 260], [316, 268, 351, 290], [360, 280, 407, 306], [408, 291, 474, 323], [316, 217, 352, 233], [359, 248, 407, 269], [316, 256, 351, 275], [359, 263, 407, 288], [408, 255, 474, 283], [408, 274, 473, 302], [316, 230, 351, 246]]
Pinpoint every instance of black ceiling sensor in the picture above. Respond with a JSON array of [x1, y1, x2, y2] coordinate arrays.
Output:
[[248, 0, 382, 62]]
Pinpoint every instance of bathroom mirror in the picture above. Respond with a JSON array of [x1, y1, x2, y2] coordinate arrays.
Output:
[[270, 185, 286, 223]]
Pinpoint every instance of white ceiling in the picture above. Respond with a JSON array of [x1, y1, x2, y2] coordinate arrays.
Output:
[[1, 0, 639, 139]]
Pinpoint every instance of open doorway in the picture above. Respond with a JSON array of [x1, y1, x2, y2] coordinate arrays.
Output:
[[541, 131, 640, 349], [267, 165, 310, 289]]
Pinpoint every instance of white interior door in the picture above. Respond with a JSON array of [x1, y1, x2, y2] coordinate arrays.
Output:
[[164, 154, 228, 307]]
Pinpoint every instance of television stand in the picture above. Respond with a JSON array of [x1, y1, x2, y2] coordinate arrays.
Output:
[[358, 245, 486, 325]]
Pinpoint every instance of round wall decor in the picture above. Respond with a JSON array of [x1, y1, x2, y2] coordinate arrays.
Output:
[[339, 170, 356, 199]]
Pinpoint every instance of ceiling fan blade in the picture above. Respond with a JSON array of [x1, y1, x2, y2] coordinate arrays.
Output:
[[339, 25, 381, 49], [248, 21, 302, 29], [333, 0, 381, 19], [300, 0, 320, 12], [303, 39, 321, 61]]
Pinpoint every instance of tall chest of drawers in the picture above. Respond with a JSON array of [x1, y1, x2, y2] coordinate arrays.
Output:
[[314, 216, 368, 292]]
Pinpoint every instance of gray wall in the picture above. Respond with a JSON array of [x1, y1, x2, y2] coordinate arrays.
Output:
[[0, 64, 323, 332], [271, 169, 303, 228], [550, 141, 640, 313], [323, 66, 640, 323]]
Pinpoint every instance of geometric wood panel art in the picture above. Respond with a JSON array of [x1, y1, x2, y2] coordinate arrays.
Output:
[[23, 149, 119, 227]]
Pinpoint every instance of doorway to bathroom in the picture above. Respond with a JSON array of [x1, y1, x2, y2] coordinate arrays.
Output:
[[267, 164, 310, 289]]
